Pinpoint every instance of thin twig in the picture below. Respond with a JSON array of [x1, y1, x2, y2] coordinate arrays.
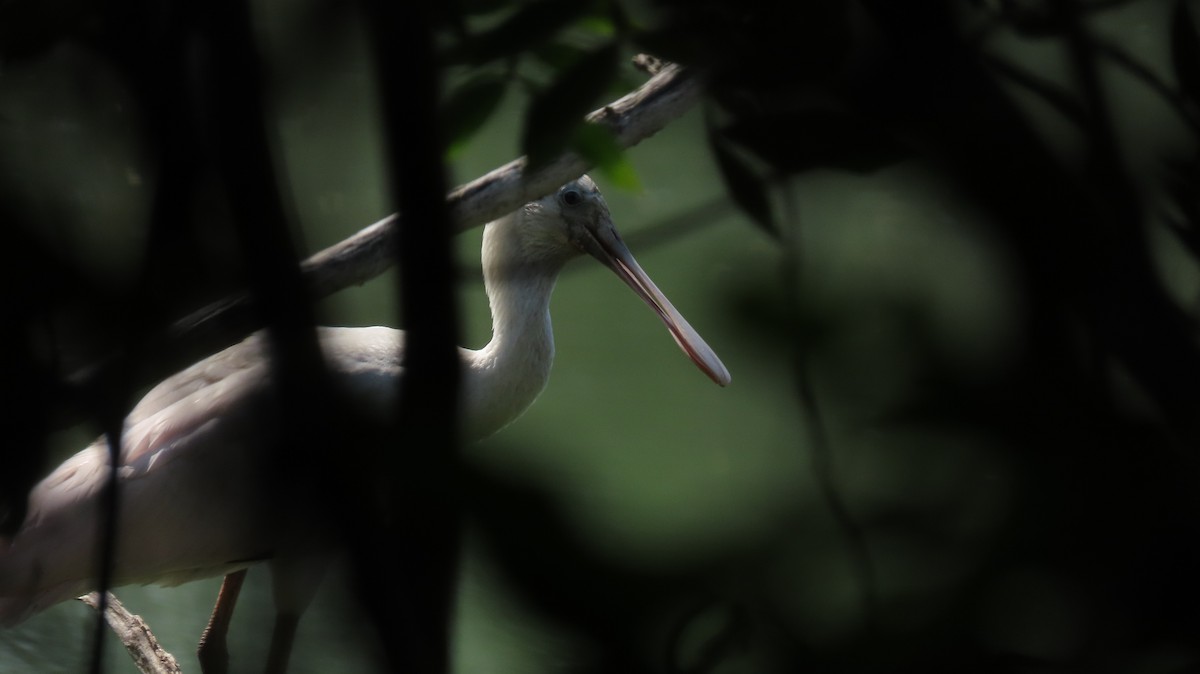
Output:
[[79, 592, 182, 674]]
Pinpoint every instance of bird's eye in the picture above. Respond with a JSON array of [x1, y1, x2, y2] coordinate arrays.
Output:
[[561, 188, 582, 206]]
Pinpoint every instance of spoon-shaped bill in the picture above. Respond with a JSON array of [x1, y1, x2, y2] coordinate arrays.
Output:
[[581, 224, 731, 387]]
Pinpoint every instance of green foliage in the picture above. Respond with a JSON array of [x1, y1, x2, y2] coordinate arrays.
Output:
[[439, 0, 637, 178], [570, 122, 641, 190], [441, 71, 509, 155], [521, 41, 620, 170]]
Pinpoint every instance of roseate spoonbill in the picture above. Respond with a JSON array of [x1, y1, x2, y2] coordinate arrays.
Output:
[[0, 176, 730, 673]]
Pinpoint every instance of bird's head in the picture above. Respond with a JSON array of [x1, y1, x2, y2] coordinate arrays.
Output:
[[500, 175, 730, 386], [512, 175, 609, 266]]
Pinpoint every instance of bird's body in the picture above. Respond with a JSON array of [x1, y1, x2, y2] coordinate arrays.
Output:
[[0, 327, 397, 624], [0, 176, 729, 671]]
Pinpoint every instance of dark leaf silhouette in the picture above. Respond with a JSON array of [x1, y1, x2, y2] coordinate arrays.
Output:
[[441, 71, 509, 152], [707, 129, 774, 236], [522, 41, 619, 170]]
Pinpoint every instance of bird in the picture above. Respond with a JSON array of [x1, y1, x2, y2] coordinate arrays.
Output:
[[0, 175, 730, 673]]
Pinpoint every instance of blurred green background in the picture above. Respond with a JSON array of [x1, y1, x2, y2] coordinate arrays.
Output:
[[3, 0, 1200, 672]]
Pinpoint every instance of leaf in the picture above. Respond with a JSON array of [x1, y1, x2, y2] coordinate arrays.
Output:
[[522, 42, 620, 170], [441, 72, 508, 154], [577, 15, 616, 39], [571, 123, 641, 191], [984, 54, 1089, 127], [444, 0, 599, 65], [721, 108, 908, 175], [1171, 0, 1200, 106], [708, 129, 775, 236]]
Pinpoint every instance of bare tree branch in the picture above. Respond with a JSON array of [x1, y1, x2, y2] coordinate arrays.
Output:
[[79, 592, 182, 674], [298, 60, 702, 298]]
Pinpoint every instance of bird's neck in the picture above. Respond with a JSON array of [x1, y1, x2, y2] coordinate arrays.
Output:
[[467, 216, 566, 439], [483, 260, 559, 362]]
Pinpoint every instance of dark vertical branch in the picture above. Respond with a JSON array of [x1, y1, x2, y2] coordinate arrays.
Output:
[[80, 4, 202, 670], [204, 0, 326, 380], [201, 0, 336, 628], [0, 257, 50, 537], [361, 2, 461, 673], [88, 421, 123, 674]]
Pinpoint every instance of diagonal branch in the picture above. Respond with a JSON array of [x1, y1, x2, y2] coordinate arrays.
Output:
[[298, 60, 701, 298]]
